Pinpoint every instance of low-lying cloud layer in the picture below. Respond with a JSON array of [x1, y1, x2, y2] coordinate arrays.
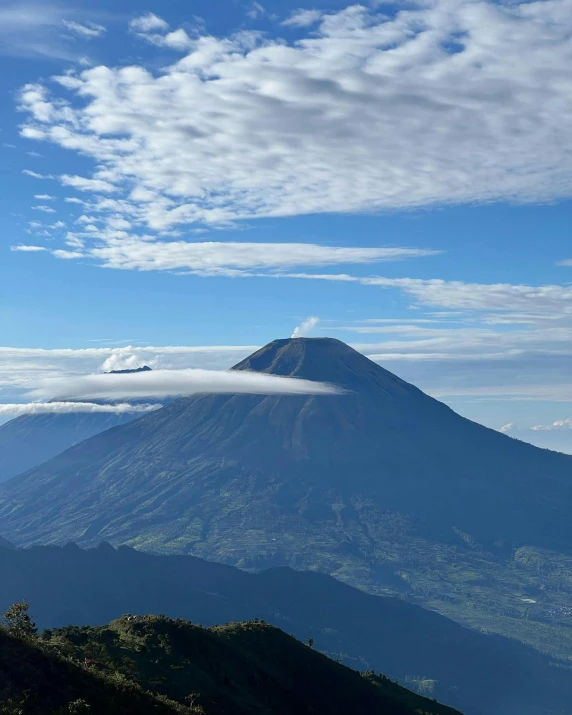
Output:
[[29, 368, 342, 401], [0, 402, 161, 415]]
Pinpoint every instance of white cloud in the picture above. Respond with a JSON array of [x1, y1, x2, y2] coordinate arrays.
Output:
[[16, 0, 572, 239], [532, 418, 572, 432], [292, 317, 319, 338], [62, 21, 106, 39], [0, 402, 160, 415], [22, 169, 49, 179], [280, 274, 572, 316], [10, 245, 47, 252], [29, 368, 342, 401], [87, 241, 438, 273], [282, 9, 322, 27], [495, 420, 572, 454], [0, 4, 107, 60], [0, 345, 260, 400], [2, 332, 572, 412], [34, 194, 55, 200], [31, 204, 56, 213], [248, 2, 266, 19], [0, 4, 73, 59], [129, 13, 169, 33], [60, 175, 117, 193], [159, 29, 193, 51]]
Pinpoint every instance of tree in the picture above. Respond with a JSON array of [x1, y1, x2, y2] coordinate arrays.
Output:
[[2, 601, 37, 639], [306, 637, 314, 649]]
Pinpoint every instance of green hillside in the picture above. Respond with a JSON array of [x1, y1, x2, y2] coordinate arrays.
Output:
[[0, 613, 461, 715]]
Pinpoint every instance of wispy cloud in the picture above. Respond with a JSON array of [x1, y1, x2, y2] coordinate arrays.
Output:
[[10, 245, 47, 252], [129, 13, 169, 34], [22, 169, 49, 179], [62, 20, 106, 39], [0, 4, 105, 59], [248, 2, 266, 20], [31, 204, 56, 213], [29, 368, 342, 400], [85, 242, 438, 274], [532, 418, 572, 432], [497, 420, 572, 455], [0, 402, 160, 415], [282, 9, 322, 27]]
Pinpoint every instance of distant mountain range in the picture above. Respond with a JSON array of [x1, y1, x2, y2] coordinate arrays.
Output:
[[2, 542, 571, 715], [0, 610, 460, 715], [0, 367, 154, 483], [2, 338, 572, 660]]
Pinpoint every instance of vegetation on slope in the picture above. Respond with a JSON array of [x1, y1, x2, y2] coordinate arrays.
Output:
[[1, 543, 571, 715], [0, 605, 460, 715]]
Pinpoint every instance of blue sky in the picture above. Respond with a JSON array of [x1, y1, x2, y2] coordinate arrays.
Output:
[[1, 0, 572, 450]]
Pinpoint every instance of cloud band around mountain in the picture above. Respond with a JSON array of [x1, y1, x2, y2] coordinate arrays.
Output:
[[0, 402, 161, 415], [28, 368, 343, 401]]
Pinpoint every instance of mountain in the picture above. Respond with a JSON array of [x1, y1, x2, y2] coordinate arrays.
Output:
[[0, 410, 141, 484], [1, 542, 570, 715], [0, 535, 14, 548], [3, 338, 572, 657], [0, 368, 154, 483], [106, 365, 152, 374], [0, 613, 460, 715]]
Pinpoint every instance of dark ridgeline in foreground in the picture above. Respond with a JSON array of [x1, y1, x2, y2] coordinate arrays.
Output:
[[0, 542, 571, 715], [0, 610, 460, 715]]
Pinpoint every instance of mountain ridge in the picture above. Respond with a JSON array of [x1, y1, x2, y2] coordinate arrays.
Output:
[[0, 612, 461, 715]]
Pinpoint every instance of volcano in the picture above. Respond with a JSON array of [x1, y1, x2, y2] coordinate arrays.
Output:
[[2, 338, 572, 652]]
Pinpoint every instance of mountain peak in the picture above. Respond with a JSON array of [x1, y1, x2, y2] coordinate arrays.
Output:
[[105, 366, 152, 375], [232, 337, 412, 393]]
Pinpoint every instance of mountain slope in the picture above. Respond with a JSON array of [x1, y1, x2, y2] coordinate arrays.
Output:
[[0, 628, 185, 715], [0, 367, 154, 483], [0, 542, 569, 715], [0, 410, 140, 483], [2, 338, 572, 655], [0, 614, 460, 715]]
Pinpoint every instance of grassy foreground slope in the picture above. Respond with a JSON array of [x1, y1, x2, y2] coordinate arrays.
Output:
[[0, 616, 460, 715]]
